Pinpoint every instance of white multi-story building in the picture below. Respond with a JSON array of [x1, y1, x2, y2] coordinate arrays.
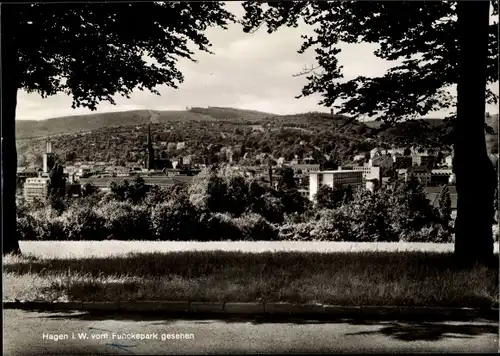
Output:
[[348, 165, 381, 183], [23, 177, 50, 202], [309, 170, 363, 201]]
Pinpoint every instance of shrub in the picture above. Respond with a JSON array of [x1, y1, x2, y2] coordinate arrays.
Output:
[[143, 185, 176, 207], [310, 208, 352, 241], [202, 212, 242, 241], [249, 192, 285, 224], [278, 222, 315, 241], [97, 201, 151, 240], [232, 213, 279, 241], [28, 207, 66, 240], [342, 189, 398, 242], [61, 206, 107, 240], [150, 196, 199, 240], [279, 188, 311, 215], [399, 224, 453, 243], [81, 182, 99, 197], [17, 214, 37, 240]]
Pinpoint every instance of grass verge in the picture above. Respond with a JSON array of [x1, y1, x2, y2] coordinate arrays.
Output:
[[3, 251, 498, 307]]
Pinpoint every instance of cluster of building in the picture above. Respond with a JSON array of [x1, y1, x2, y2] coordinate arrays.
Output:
[[19, 125, 467, 212], [18, 127, 200, 202]]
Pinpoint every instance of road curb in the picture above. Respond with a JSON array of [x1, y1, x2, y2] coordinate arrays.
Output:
[[3, 301, 498, 320], [224, 302, 265, 314]]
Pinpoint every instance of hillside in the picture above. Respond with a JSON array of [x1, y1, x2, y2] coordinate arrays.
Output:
[[15, 108, 497, 168], [15, 107, 277, 140], [16, 114, 386, 168]]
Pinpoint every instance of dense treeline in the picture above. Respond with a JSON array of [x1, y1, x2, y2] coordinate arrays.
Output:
[[16, 166, 481, 243]]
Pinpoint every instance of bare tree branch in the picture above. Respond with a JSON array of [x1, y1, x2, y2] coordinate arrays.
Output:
[[292, 64, 321, 77]]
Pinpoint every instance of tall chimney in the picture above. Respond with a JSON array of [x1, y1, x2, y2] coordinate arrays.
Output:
[[46, 140, 52, 153]]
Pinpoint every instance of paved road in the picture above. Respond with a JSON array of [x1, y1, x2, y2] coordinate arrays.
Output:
[[4, 310, 498, 355]]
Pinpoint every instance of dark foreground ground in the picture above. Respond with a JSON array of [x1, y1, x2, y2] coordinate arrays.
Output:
[[5, 251, 498, 307], [4, 309, 498, 355]]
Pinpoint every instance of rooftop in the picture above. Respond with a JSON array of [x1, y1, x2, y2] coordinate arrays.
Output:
[[407, 166, 431, 174], [312, 170, 363, 174], [79, 175, 194, 187]]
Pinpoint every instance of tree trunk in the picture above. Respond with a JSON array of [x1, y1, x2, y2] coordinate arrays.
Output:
[[454, 1, 494, 266], [1, 4, 21, 255]]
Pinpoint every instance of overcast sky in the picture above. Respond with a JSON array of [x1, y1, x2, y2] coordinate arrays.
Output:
[[16, 1, 498, 121]]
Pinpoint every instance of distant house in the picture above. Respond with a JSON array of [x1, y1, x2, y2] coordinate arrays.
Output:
[[16, 166, 39, 180], [79, 175, 194, 192], [412, 154, 436, 168], [393, 155, 413, 168], [369, 155, 393, 171], [405, 166, 431, 186], [298, 188, 309, 199], [291, 164, 320, 175], [431, 169, 455, 186], [425, 185, 458, 217], [388, 148, 406, 156], [164, 168, 182, 177], [353, 154, 366, 163]]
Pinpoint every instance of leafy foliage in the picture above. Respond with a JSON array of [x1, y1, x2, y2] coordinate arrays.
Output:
[[438, 185, 452, 226], [240, 1, 498, 123], [109, 176, 151, 204], [18, 165, 454, 243], [314, 185, 352, 210], [150, 194, 199, 241], [16, 3, 235, 110]]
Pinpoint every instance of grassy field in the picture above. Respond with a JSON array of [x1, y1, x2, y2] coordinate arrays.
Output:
[[18, 241, 491, 259], [4, 251, 498, 307]]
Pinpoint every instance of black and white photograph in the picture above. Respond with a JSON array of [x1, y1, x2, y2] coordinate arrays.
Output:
[[2, 1, 499, 354]]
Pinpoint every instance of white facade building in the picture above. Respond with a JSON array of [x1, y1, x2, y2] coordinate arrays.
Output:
[[348, 165, 381, 183], [23, 177, 50, 202], [309, 170, 363, 201]]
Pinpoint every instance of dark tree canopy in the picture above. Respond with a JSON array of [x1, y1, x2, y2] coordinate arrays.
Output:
[[16, 2, 235, 109], [241, 1, 498, 123], [241, 1, 498, 265], [2, 2, 235, 254]]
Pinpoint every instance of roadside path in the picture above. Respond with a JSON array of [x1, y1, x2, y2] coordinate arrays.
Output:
[[4, 310, 498, 355]]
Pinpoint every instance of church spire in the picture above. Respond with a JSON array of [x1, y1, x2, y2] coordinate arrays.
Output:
[[146, 123, 155, 170], [147, 123, 152, 146]]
